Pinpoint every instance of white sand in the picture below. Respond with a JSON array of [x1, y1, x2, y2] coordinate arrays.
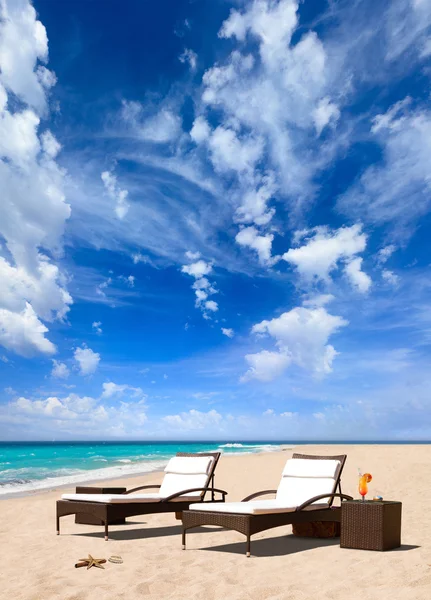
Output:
[[0, 444, 430, 600]]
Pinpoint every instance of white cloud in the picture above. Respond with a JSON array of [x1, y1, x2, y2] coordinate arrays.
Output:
[[283, 224, 369, 286], [243, 305, 348, 381], [74, 346, 100, 376], [302, 294, 335, 308], [121, 101, 182, 143], [0, 303, 56, 357], [207, 126, 264, 175], [92, 321, 102, 335], [190, 117, 211, 144], [51, 360, 69, 379], [181, 256, 219, 319], [119, 274, 135, 287], [101, 170, 130, 219], [235, 175, 276, 227], [185, 250, 201, 261], [132, 253, 151, 265], [0, 2, 72, 358], [344, 257, 372, 293], [312, 97, 340, 136], [101, 381, 145, 399], [41, 130, 61, 158], [221, 327, 234, 338], [382, 269, 400, 286], [205, 300, 218, 312], [337, 101, 431, 236], [0, 0, 54, 113], [2, 383, 149, 437], [235, 226, 274, 265], [376, 245, 397, 265], [163, 409, 222, 430], [181, 259, 212, 278], [241, 350, 291, 382], [179, 48, 197, 71]]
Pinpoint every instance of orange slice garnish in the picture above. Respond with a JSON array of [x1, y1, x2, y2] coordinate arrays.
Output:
[[363, 473, 372, 483]]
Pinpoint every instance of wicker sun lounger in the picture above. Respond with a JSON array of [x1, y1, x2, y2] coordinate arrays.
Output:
[[57, 452, 225, 540], [181, 452, 352, 556]]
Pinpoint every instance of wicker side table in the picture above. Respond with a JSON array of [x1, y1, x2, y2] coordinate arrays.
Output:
[[75, 486, 127, 525], [341, 500, 402, 551]]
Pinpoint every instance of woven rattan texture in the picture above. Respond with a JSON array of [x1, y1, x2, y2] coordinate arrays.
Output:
[[340, 501, 401, 551], [182, 510, 251, 535]]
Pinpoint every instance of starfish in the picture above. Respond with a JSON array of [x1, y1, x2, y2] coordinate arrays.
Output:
[[77, 554, 106, 570]]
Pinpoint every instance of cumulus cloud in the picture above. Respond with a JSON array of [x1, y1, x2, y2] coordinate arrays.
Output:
[[74, 346, 100, 376], [101, 169, 130, 219], [0, 0, 55, 113], [283, 224, 370, 290], [51, 360, 69, 379], [235, 226, 274, 265], [92, 321, 102, 335], [241, 350, 291, 382], [0, 1, 72, 357], [221, 327, 234, 338], [179, 48, 197, 71], [101, 381, 145, 399], [0, 303, 56, 357], [234, 175, 276, 227], [163, 409, 222, 430], [2, 383, 148, 437], [181, 255, 219, 319], [243, 305, 348, 381], [181, 259, 212, 278], [344, 257, 372, 293]]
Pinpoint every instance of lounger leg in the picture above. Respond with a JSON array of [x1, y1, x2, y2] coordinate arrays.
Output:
[[182, 528, 186, 550], [104, 521, 109, 541], [246, 535, 251, 557], [56, 513, 60, 535]]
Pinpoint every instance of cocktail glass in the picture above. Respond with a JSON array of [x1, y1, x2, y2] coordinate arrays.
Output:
[[359, 475, 368, 501], [358, 472, 372, 501]]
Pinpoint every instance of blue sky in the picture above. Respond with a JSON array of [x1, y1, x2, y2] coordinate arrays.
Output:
[[1, 0, 431, 441]]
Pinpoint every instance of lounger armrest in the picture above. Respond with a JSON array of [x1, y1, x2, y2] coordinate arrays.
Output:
[[122, 484, 162, 495], [241, 490, 277, 502], [164, 488, 228, 502], [296, 493, 353, 511]]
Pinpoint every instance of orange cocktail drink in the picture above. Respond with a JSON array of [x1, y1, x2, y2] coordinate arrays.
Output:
[[358, 472, 372, 500]]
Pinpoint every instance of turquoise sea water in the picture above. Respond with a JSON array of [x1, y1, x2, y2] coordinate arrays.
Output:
[[0, 441, 284, 496]]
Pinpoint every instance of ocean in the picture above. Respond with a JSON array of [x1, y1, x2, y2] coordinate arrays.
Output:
[[0, 441, 285, 496]]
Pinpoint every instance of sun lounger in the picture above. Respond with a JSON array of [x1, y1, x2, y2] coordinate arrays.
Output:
[[57, 452, 225, 540], [181, 452, 352, 556]]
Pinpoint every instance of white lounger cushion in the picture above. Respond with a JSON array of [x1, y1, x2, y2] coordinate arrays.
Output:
[[159, 473, 208, 498], [188, 457, 341, 515], [282, 458, 340, 479], [189, 500, 305, 515], [158, 455, 214, 498], [276, 458, 340, 507], [164, 456, 213, 475], [61, 455, 215, 503]]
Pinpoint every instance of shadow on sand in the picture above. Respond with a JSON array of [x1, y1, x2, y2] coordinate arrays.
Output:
[[71, 523, 222, 541], [198, 536, 421, 557]]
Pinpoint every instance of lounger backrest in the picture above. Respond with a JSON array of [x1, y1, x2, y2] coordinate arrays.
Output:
[[159, 455, 214, 498], [276, 458, 341, 507]]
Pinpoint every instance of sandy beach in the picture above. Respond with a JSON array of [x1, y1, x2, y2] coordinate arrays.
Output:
[[0, 444, 430, 600]]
